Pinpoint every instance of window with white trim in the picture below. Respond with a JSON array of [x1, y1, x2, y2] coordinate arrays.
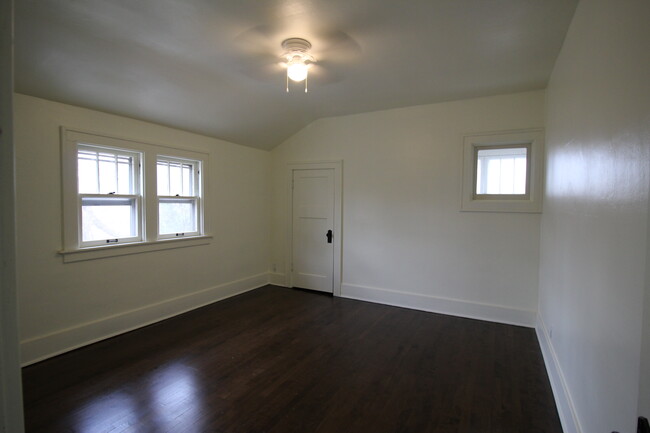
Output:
[[77, 145, 142, 246], [157, 157, 201, 238], [475, 145, 529, 196], [461, 129, 543, 213], [60, 128, 210, 261]]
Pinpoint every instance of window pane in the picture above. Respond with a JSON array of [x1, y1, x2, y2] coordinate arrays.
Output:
[[81, 197, 137, 242], [78, 147, 135, 194], [159, 199, 196, 235], [158, 159, 195, 197], [514, 157, 526, 194], [499, 158, 515, 194], [98, 153, 118, 194], [117, 155, 133, 194], [157, 161, 170, 196], [169, 163, 182, 196], [78, 150, 99, 194], [486, 159, 502, 194], [476, 147, 527, 195], [182, 164, 192, 196]]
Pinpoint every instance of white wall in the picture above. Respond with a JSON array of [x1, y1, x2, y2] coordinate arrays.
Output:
[[271, 91, 545, 326], [538, 0, 650, 432], [14, 94, 271, 365]]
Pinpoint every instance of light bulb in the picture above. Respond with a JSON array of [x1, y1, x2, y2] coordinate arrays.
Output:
[[287, 60, 308, 82]]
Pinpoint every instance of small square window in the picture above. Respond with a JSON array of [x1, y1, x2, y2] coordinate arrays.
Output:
[[461, 129, 543, 213], [475, 145, 530, 197]]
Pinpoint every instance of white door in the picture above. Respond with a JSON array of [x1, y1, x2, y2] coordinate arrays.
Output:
[[292, 168, 335, 293]]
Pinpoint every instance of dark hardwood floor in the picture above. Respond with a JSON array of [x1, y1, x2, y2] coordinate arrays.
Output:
[[23, 285, 562, 433]]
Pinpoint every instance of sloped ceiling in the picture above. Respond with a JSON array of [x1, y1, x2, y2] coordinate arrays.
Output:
[[15, 0, 578, 150]]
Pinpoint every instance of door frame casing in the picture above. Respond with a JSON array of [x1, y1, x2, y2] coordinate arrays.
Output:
[[286, 161, 342, 296]]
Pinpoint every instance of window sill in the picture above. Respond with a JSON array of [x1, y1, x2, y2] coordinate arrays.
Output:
[[59, 235, 212, 263], [460, 198, 541, 213]]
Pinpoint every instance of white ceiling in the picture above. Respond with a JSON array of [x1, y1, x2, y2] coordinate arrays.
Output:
[[15, 0, 578, 150]]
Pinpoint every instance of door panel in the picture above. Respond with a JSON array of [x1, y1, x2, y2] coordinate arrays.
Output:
[[292, 169, 334, 293]]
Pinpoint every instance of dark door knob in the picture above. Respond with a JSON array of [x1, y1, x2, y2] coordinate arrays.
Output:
[[326, 229, 333, 243]]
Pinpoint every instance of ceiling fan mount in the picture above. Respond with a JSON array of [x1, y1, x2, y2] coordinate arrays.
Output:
[[281, 38, 313, 55], [232, 27, 360, 88]]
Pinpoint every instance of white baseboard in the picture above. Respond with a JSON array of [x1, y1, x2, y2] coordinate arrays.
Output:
[[21, 273, 269, 366], [536, 314, 582, 433], [269, 272, 287, 286], [341, 283, 536, 328]]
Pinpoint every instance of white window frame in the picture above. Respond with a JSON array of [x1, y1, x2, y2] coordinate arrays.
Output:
[[77, 144, 143, 247], [156, 156, 202, 239], [475, 144, 530, 197], [461, 128, 544, 213], [60, 127, 211, 263]]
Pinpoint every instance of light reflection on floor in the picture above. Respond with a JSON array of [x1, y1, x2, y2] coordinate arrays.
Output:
[[72, 362, 206, 433], [149, 362, 205, 432], [73, 391, 137, 433]]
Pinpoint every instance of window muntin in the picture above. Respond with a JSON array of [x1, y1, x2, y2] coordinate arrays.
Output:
[[77, 145, 142, 247], [475, 146, 529, 196], [156, 157, 201, 238]]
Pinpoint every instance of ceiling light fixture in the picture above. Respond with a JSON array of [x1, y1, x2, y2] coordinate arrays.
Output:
[[281, 38, 315, 93]]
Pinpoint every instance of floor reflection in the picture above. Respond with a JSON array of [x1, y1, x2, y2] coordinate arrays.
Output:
[[73, 391, 137, 433], [148, 362, 205, 432], [71, 362, 206, 433]]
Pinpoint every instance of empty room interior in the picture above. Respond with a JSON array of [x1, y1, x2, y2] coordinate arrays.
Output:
[[2, 0, 650, 432]]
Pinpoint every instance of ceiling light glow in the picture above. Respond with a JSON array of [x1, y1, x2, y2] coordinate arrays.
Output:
[[287, 58, 309, 82], [281, 38, 315, 93]]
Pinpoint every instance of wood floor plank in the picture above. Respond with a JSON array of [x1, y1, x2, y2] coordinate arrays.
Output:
[[23, 285, 562, 433]]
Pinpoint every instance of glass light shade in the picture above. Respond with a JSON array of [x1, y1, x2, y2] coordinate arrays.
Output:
[[287, 61, 308, 82]]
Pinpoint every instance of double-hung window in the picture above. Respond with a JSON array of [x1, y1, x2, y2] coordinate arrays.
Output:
[[157, 157, 201, 238], [77, 145, 142, 246], [61, 128, 210, 262]]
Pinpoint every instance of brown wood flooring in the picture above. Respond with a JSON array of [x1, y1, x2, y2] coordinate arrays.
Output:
[[23, 285, 562, 433]]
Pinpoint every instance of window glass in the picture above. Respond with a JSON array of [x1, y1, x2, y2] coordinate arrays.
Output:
[[77, 145, 140, 246], [476, 147, 527, 195], [461, 129, 543, 213], [81, 197, 138, 242], [159, 199, 197, 235], [157, 157, 200, 238], [78, 147, 135, 194], [62, 129, 209, 256], [78, 150, 100, 194], [157, 160, 194, 196]]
